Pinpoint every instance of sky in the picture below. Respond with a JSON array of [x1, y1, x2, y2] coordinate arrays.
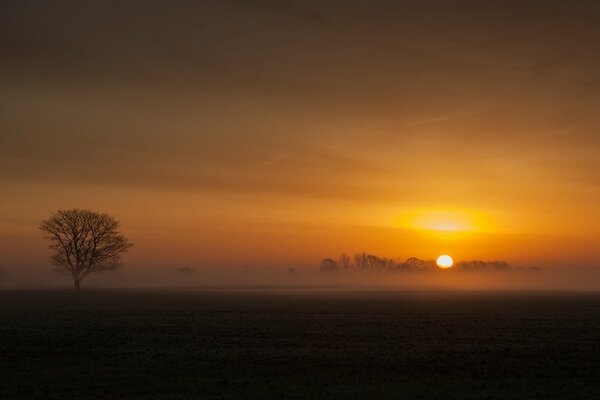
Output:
[[3, 1, 600, 283]]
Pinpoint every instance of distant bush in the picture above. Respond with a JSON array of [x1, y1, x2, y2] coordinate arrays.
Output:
[[287, 268, 302, 278], [454, 260, 512, 271], [176, 267, 195, 275]]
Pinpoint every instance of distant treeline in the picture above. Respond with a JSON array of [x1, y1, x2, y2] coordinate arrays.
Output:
[[319, 252, 539, 273]]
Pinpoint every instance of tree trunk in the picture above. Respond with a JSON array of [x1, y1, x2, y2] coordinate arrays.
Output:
[[74, 277, 81, 290]]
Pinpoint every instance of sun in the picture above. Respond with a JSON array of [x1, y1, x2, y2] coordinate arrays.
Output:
[[436, 255, 454, 269]]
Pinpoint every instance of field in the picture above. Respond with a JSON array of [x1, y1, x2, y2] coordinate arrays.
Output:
[[1, 290, 599, 399]]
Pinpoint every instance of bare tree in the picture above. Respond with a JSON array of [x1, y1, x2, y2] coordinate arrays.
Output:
[[354, 252, 369, 272], [39, 209, 133, 289], [319, 258, 339, 273], [338, 253, 352, 272], [403, 257, 425, 270], [365, 254, 387, 272]]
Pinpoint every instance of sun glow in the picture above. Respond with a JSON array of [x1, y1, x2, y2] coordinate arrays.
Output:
[[436, 255, 454, 268], [397, 208, 492, 233]]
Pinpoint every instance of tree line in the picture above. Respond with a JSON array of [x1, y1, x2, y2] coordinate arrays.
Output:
[[319, 252, 522, 273]]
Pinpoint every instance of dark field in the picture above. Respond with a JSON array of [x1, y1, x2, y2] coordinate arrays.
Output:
[[1, 291, 600, 399]]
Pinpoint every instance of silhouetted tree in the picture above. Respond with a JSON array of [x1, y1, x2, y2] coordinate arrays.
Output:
[[319, 258, 339, 273], [354, 252, 369, 272], [393, 260, 411, 271], [39, 209, 133, 289], [338, 253, 352, 272], [364, 254, 384, 271], [395, 257, 437, 271], [403, 257, 426, 270], [382, 257, 398, 270], [346, 253, 396, 272]]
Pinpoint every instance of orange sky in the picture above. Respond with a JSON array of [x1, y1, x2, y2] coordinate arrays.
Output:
[[2, 1, 600, 277]]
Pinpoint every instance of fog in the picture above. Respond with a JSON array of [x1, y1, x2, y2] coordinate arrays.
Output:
[[2, 264, 600, 292]]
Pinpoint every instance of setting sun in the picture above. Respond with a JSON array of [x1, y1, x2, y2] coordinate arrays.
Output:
[[436, 255, 454, 269]]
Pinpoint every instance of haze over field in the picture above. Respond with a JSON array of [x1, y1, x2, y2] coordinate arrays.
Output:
[[3, 1, 600, 289]]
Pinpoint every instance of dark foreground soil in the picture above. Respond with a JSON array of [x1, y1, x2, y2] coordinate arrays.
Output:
[[1, 290, 599, 399]]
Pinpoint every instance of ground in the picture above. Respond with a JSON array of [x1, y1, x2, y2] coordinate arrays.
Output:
[[1, 290, 599, 399]]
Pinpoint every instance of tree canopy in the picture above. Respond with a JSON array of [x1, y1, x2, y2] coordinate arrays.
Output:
[[39, 209, 133, 289]]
